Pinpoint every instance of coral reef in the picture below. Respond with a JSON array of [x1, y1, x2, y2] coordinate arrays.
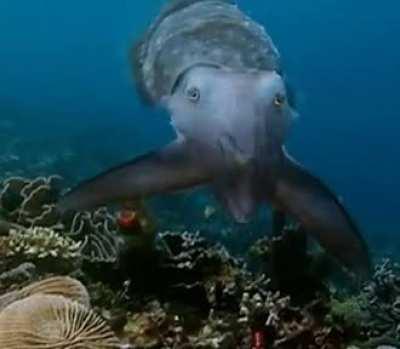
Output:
[[115, 231, 349, 348], [249, 225, 333, 305], [0, 175, 399, 348], [322, 259, 400, 348], [123, 300, 238, 348], [237, 290, 345, 348], [0, 294, 121, 348], [360, 259, 400, 343], [155, 230, 252, 309]]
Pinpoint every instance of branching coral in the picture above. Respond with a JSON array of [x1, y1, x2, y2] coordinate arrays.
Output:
[[2, 226, 81, 260], [156, 230, 255, 309], [0, 226, 82, 273], [235, 279, 351, 348], [158, 230, 242, 278]]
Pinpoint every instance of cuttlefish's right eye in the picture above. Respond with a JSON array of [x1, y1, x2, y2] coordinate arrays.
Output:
[[273, 93, 286, 108], [185, 86, 201, 103]]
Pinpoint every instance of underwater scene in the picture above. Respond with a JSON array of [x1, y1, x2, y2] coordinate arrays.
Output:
[[0, 0, 399, 348]]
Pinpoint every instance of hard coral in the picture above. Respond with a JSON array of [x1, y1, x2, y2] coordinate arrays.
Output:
[[0, 226, 82, 273], [0, 294, 121, 349], [0, 276, 90, 312], [2, 226, 81, 260]]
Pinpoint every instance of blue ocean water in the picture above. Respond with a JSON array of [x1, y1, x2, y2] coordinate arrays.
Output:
[[0, 1, 399, 252]]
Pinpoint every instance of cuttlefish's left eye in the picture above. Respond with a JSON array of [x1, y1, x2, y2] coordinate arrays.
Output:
[[186, 86, 200, 103], [274, 93, 286, 108]]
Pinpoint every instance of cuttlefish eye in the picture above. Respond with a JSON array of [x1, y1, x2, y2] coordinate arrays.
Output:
[[274, 93, 286, 108], [186, 86, 200, 103]]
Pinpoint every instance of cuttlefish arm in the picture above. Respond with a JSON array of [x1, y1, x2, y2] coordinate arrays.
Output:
[[58, 140, 214, 213], [271, 151, 372, 279]]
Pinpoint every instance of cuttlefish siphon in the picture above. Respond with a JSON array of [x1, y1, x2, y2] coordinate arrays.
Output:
[[58, 0, 371, 278]]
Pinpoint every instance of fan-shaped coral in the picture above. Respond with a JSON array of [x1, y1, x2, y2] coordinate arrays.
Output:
[[0, 175, 124, 264], [67, 208, 122, 263], [0, 294, 121, 348], [0, 276, 90, 312], [0, 175, 62, 227]]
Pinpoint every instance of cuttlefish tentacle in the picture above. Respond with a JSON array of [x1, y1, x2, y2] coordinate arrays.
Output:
[[270, 151, 371, 278], [58, 141, 214, 213]]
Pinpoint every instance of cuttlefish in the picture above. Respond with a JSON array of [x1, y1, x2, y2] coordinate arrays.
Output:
[[58, 0, 371, 277]]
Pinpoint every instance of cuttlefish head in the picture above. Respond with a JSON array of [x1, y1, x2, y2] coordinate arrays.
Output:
[[57, 66, 294, 223], [164, 66, 294, 176]]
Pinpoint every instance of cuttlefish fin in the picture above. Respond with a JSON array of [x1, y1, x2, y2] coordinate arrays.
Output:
[[273, 151, 371, 279], [58, 141, 212, 213]]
